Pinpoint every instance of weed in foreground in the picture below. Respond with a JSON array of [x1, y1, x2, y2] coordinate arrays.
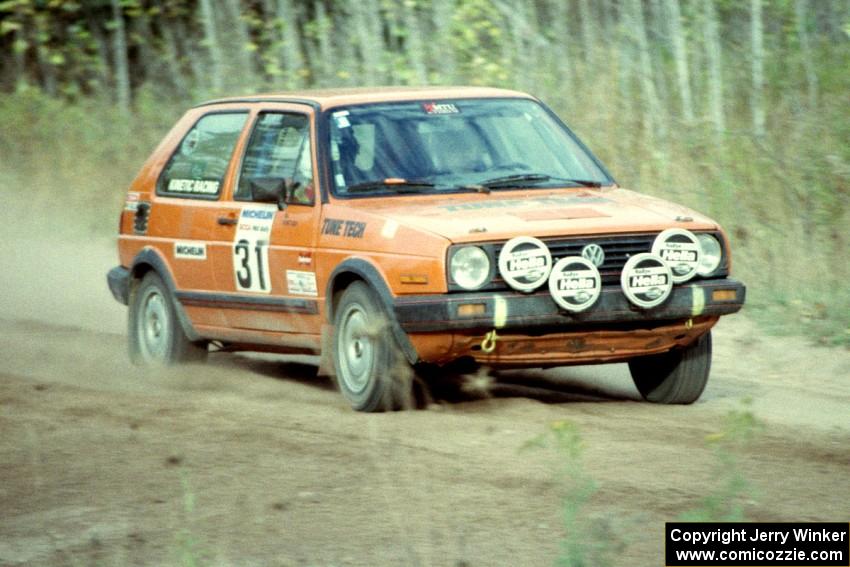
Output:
[[523, 420, 623, 567], [175, 470, 211, 567], [679, 399, 764, 522]]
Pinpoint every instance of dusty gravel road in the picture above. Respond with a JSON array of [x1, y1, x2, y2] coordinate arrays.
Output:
[[1, 233, 848, 567]]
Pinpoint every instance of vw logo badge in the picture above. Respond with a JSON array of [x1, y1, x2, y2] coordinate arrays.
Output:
[[581, 244, 605, 267]]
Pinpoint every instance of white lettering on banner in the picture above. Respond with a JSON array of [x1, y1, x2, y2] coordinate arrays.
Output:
[[167, 178, 220, 194]]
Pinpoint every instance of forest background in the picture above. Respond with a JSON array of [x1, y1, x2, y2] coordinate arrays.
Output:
[[0, 0, 848, 343]]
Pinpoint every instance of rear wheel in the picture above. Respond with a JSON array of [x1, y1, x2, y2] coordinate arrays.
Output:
[[332, 282, 414, 412], [129, 272, 207, 365], [628, 331, 712, 404]]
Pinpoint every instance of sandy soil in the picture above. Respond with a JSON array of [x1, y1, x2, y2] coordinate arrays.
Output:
[[1, 231, 848, 567]]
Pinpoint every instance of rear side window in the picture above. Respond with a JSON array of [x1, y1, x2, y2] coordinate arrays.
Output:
[[158, 112, 248, 198]]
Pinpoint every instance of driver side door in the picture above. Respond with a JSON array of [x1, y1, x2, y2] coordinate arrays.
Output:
[[215, 108, 323, 343]]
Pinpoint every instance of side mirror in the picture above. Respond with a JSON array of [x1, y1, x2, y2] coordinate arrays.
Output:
[[249, 177, 291, 209]]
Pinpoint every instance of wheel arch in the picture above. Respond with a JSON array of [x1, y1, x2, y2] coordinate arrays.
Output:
[[325, 258, 418, 364], [129, 247, 202, 342]]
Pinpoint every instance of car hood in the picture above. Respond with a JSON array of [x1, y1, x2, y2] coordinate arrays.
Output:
[[355, 188, 718, 243]]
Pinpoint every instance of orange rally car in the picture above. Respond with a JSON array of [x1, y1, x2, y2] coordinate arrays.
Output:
[[107, 86, 745, 411]]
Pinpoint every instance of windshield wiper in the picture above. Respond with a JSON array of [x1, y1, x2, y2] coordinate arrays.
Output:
[[475, 173, 604, 189], [346, 178, 435, 194]]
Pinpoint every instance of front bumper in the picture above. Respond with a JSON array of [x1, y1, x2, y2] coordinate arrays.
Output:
[[394, 278, 745, 333]]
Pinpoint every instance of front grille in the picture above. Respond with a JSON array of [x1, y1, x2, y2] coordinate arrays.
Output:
[[493, 233, 656, 286], [537, 233, 656, 285], [448, 231, 727, 292]]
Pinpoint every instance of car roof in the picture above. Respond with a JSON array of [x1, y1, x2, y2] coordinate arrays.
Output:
[[195, 86, 536, 111]]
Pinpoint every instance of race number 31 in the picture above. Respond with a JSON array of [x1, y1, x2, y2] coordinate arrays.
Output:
[[233, 207, 275, 293]]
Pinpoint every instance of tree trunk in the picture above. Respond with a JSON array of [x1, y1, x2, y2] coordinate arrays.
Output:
[[577, 0, 595, 69], [312, 0, 333, 86], [664, 0, 694, 122], [198, 0, 223, 93], [430, 0, 457, 83], [333, 6, 359, 86], [111, 0, 130, 112], [794, 0, 818, 109], [159, 12, 190, 96], [173, 16, 204, 94], [629, 0, 665, 141], [351, 0, 383, 85], [548, 0, 574, 97], [750, 0, 765, 138], [703, 0, 725, 136], [8, 8, 28, 90], [131, 7, 158, 89], [33, 14, 57, 96], [401, 0, 428, 84], [501, 0, 532, 89], [275, 0, 306, 88], [222, 0, 255, 85]]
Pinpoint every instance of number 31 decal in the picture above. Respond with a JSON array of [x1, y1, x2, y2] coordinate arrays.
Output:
[[234, 239, 269, 292], [233, 207, 276, 293]]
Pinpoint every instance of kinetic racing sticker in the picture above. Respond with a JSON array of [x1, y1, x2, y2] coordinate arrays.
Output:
[[548, 257, 601, 312], [498, 236, 552, 292], [651, 228, 701, 283], [233, 206, 277, 293], [620, 253, 673, 309]]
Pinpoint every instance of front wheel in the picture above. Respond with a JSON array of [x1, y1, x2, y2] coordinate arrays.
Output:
[[128, 272, 207, 365], [628, 331, 712, 404], [332, 282, 414, 412]]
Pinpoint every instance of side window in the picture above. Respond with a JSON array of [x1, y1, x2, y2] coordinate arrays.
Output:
[[237, 112, 315, 205], [158, 112, 248, 198]]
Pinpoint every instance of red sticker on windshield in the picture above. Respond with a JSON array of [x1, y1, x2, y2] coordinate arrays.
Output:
[[422, 102, 460, 115]]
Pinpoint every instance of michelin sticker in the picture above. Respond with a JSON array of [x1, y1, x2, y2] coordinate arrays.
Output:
[[286, 270, 318, 297], [548, 257, 601, 312], [651, 228, 701, 283], [174, 241, 207, 260], [620, 253, 673, 309], [233, 206, 276, 293], [498, 236, 552, 292]]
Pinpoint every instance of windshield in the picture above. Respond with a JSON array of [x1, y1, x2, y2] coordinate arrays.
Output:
[[327, 98, 612, 196]]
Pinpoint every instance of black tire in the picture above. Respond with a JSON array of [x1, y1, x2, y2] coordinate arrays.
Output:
[[332, 281, 414, 412], [128, 272, 207, 365], [628, 331, 712, 404]]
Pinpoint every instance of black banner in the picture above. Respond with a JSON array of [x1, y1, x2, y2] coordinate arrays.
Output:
[[666, 522, 849, 566]]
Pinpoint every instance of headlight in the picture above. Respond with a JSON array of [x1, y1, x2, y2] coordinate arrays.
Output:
[[696, 233, 722, 276], [450, 246, 491, 290]]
